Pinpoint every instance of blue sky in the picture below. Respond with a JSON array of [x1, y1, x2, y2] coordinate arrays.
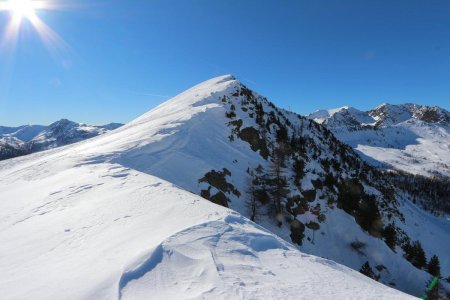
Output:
[[1, 0, 449, 126]]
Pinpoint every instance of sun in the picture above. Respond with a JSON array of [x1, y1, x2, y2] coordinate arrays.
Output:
[[3, 0, 41, 20], [1, 0, 71, 61]]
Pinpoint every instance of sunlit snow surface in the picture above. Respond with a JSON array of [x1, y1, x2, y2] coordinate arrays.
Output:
[[0, 76, 417, 299], [0, 162, 412, 299], [309, 106, 450, 177]]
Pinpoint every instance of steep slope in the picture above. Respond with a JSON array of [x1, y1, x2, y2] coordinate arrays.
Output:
[[1, 75, 447, 298], [0, 81, 414, 299], [0, 119, 123, 161], [308, 104, 450, 178]]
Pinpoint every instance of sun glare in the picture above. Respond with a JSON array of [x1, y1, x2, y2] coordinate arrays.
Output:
[[3, 0, 40, 20], [0, 0, 70, 59]]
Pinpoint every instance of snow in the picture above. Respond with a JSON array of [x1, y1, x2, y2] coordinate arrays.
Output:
[[120, 216, 410, 300], [352, 120, 450, 177], [0, 119, 123, 157], [370, 104, 413, 125], [0, 124, 46, 142], [309, 106, 376, 126], [296, 210, 318, 224], [0, 158, 412, 300], [308, 106, 350, 124], [0, 75, 416, 299], [308, 105, 450, 177]]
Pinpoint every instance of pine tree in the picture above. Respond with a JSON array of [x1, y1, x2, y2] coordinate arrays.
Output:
[[359, 261, 379, 281], [404, 240, 427, 269], [268, 147, 289, 226], [276, 124, 288, 143], [412, 240, 427, 269], [246, 172, 260, 222], [382, 223, 397, 251], [355, 194, 382, 236], [290, 131, 297, 150], [292, 158, 305, 186], [427, 255, 441, 277]]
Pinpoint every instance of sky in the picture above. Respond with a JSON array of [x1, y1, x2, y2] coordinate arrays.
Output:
[[0, 0, 449, 126]]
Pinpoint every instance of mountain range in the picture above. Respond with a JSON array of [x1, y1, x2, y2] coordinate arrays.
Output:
[[0, 75, 448, 299], [308, 104, 450, 178], [0, 119, 123, 160]]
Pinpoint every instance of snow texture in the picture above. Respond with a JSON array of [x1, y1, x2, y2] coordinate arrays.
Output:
[[0, 75, 436, 299]]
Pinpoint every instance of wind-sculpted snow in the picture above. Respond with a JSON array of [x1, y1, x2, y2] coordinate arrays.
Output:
[[119, 216, 412, 300]]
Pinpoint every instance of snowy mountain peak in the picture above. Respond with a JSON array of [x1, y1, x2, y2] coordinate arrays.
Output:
[[369, 103, 450, 126], [35, 119, 80, 139], [49, 118, 76, 126], [311, 103, 449, 128], [310, 106, 375, 128], [0, 76, 448, 298], [0, 124, 46, 142], [369, 103, 414, 125], [30, 119, 122, 150], [127, 75, 239, 127], [308, 106, 351, 124], [412, 105, 450, 124], [0, 119, 123, 161], [308, 103, 450, 177]]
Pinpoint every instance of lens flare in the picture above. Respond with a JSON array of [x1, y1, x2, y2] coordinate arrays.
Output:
[[0, 0, 68, 56], [4, 0, 38, 20]]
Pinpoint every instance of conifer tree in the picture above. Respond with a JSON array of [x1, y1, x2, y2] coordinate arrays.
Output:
[[404, 240, 427, 269], [268, 147, 289, 226], [427, 255, 441, 277], [246, 171, 260, 222], [359, 261, 379, 281], [412, 240, 427, 269], [293, 158, 305, 186], [382, 223, 397, 251]]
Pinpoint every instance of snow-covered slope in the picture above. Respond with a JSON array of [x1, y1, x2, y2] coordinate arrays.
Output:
[[0, 81, 413, 299], [0, 158, 411, 299], [0, 124, 46, 141], [0, 76, 446, 298], [308, 104, 450, 178], [0, 119, 122, 161], [28, 119, 123, 152]]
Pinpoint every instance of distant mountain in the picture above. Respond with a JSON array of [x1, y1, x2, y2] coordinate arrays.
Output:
[[0, 119, 123, 160], [0, 124, 46, 141], [308, 103, 450, 178]]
